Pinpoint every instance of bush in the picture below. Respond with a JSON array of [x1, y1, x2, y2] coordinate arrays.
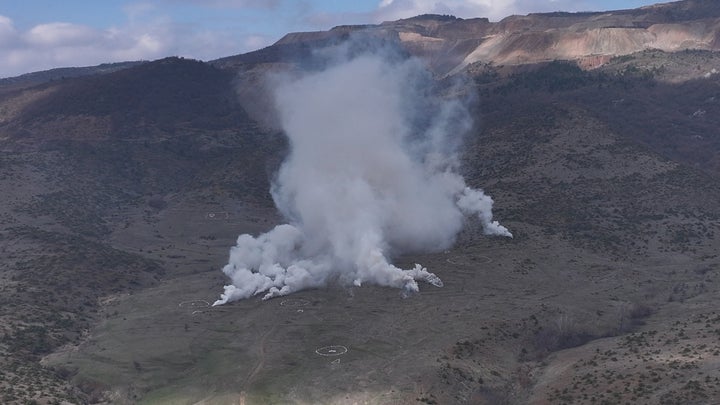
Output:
[[527, 314, 596, 359]]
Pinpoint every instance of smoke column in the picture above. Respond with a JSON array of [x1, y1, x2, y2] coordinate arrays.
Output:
[[213, 46, 511, 306]]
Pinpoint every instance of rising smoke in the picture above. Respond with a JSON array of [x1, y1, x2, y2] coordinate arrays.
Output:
[[213, 42, 511, 306]]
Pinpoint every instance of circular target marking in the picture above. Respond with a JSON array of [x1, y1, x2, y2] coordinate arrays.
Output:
[[280, 298, 310, 307], [316, 345, 348, 356], [206, 212, 230, 220], [472, 255, 493, 264], [178, 300, 210, 308]]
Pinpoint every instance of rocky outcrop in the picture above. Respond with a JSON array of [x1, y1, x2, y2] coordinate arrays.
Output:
[[216, 0, 720, 75]]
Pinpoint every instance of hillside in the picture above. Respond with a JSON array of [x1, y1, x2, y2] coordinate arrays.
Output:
[[0, 62, 144, 90], [214, 0, 720, 75], [1, 1, 720, 404]]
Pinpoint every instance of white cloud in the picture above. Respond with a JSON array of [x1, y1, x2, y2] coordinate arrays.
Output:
[[25, 22, 98, 47], [243, 34, 273, 50], [0, 15, 19, 48], [373, 0, 627, 22], [0, 13, 266, 78], [299, 0, 602, 29], [375, 0, 518, 21], [296, 0, 516, 30]]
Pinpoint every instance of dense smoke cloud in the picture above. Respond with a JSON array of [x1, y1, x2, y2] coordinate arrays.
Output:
[[213, 43, 510, 305]]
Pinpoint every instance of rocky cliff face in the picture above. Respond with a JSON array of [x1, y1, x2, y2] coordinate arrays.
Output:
[[237, 0, 720, 75], [457, 21, 720, 70]]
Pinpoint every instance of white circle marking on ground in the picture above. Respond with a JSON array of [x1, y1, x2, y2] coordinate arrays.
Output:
[[315, 345, 348, 356], [178, 300, 210, 308], [280, 298, 310, 307]]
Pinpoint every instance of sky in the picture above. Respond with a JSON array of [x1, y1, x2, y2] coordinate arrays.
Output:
[[0, 0, 662, 78]]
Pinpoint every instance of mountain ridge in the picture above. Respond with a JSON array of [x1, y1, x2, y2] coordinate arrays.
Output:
[[213, 0, 720, 75], [3, 0, 719, 84]]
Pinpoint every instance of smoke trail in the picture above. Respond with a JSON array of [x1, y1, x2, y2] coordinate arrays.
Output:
[[213, 45, 510, 306]]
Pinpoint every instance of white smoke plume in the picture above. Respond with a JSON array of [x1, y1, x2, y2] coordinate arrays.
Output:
[[213, 44, 511, 306]]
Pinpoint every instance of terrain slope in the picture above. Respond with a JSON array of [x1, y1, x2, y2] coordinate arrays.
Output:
[[1, 1, 720, 404]]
